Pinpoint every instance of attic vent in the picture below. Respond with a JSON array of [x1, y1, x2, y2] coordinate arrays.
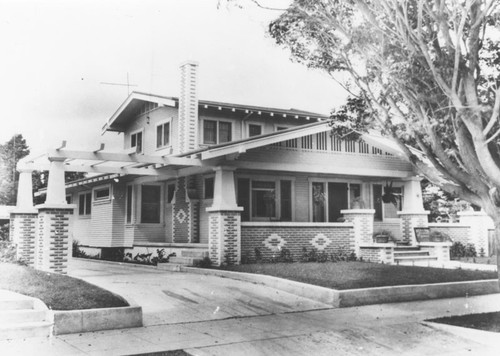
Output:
[[138, 102, 159, 115]]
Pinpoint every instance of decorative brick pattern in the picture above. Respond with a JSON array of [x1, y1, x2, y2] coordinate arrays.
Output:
[[172, 177, 190, 243], [263, 233, 286, 252], [36, 208, 73, 274], [311, 233, 332, 251], [398, 212, 429, 244], [209, 211, 241, 266], [241, 224, 353, 262], [11, 213, 38, 266]]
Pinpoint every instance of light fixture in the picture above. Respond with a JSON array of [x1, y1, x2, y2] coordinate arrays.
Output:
[[146, 116, 150, 124]]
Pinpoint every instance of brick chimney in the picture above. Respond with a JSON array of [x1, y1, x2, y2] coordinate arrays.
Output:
[[178, 61, 199, 153]]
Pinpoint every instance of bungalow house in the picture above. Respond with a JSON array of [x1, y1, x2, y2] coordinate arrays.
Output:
[[13, 61, 460, 274]]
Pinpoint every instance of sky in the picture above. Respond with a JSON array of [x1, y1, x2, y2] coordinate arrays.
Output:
[[0, 0, 347, 155]]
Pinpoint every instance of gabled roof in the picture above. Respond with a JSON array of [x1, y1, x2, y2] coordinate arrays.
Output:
[[101, 91, 329, 134]]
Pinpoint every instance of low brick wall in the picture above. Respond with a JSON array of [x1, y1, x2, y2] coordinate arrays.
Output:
[[428, 223, 470, 245], [241, 222, 354, 262]]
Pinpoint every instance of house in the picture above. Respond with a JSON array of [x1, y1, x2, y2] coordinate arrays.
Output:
[[13, 61, 462, 273]]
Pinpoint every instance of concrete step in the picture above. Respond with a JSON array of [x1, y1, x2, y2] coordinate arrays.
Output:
[[181, 250, 209, 258], [157, 263, 182, 272], [169, 256, 201, 266], [0, 309, 48, 324], [394, 256, 439, 265], [0, 298, 35, 311], [394, 246, 421, 251], [0, 321, 52, 340], [394, 251, 430, 258]]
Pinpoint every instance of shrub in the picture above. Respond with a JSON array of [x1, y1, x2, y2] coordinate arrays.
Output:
[[193, 256, 212, 268], [450, 241, 466, 259], [317, 250, 329, 263], [254, 247, 263, 263], [300, 247, 309, 262], [465, 243, 477, 258], [280, 248, 293, 263], [0, 241, 17, 263], [72, 240, 89, 258], [0, 223, 9, 241]]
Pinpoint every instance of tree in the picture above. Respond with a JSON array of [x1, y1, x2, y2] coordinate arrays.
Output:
[[269, 0, 500, 280], [0, 134, 30, 205]]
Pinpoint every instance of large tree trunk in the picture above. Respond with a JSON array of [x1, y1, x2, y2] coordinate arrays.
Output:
[[496, 224, 500, 285]]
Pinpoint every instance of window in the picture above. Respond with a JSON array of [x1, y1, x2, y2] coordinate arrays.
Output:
[[131, 131, 143, 153], [94, 185, 111, 201], [237, 179, 293, 221], [141, 185, 161, 223], [156, 121, 171, 148], [66, 195, 72, 204], [78, 192, 92, 216], [311, 182, 360, 222], [167, 183, 176, 204], [126, 185, 133, 224], [203, 120, 232, 144], [204, 177, 214, 199], [252, 181, 276, 219], [248, 124, 262, 137]]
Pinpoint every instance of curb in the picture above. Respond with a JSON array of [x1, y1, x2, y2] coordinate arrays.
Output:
[[183, 267, 499, 308], [53, 305, 143, 335]]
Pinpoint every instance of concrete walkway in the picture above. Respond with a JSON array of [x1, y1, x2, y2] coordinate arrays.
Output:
[[1, 259, 500, 355]]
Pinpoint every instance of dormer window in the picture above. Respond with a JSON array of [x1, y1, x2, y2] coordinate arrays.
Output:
[[203, 119, 232, 144], [248, 124, 262, 137], [131, 130, 143, 153], [156, 120, 171, 149]]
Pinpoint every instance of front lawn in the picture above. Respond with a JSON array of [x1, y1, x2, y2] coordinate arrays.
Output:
[[219, 262, 497, 290], [429, 312, 500, 333], [0, 262, 129, 310]]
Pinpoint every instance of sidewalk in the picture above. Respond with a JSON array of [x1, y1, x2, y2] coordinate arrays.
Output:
[[1, 291, 500, 355]]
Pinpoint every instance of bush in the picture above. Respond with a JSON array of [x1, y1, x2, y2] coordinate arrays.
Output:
[[0, 241, 17, 263], [0, 223, 9, 241], [280, 248, 293, 263], [254, 247, 263, 263], [451, 241, 477, 259], [193, 256, 212, 268], [465, 243, 477, 258]]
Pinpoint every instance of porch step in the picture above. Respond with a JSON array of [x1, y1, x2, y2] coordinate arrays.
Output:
[[181, 250, 209, 259], [394, 250, 431, 258], [0, 291, 52, 340], [168, 256, 202, 266]]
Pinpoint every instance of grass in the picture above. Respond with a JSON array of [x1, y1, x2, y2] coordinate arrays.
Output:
[[429, 312, 500, 333], [0, 262, 129, 310], [218, 262, 498, 290]]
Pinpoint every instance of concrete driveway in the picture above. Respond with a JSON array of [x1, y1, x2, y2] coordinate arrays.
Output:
[[67, 259, 331, 326]]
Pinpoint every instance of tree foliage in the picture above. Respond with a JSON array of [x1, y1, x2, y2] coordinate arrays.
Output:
[[269, 0, 500, 277], [0, 135, 30, 205], [270, 0, 500, 215]]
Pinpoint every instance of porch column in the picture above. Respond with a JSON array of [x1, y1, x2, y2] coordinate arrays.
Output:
[[207, 167, 243, 266], [11, 167, 38, 266], [341, 209, 375, 256], [35, 158, 75, 274], [398, 177, 429, 244]]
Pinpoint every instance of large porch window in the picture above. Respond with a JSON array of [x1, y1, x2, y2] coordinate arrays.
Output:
[[373, 184, 403, 221], [141, 185, 162, 224], [237, 178, 293, 221], [311, 182, 361, 222]]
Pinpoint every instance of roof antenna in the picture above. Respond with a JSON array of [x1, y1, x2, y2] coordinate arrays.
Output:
[[100, 72, 138, 95]]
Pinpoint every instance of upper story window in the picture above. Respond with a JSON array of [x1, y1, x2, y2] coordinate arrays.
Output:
[[156, 120, 171, 149], [131, 130, 143, 153], [248, 124, 262, 137], [203, 120, 232, 144], [78, 192, 92, 216]]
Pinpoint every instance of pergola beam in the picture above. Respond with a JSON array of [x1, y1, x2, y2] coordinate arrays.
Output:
[[22, 162, 164, 176], [46, 149, 202, 167]]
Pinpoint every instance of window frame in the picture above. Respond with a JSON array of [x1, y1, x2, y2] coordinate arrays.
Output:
[[237, 175, 295, 222], [202, 118, 233, 145], [93, 184, 111, 202], [156, 119, 172, 149], [247, 122, 263, 137], [372, 183, 404, 222], [78, 191, 92, 216], [130, 129, 144, 154], [308, 179, 364, 222], [204, 176, 215, 200], [125, 184, 134, 224], [139, 183, 164, 224]]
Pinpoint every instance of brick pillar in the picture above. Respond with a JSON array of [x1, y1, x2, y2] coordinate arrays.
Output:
[[207, 210, 241, 266], [172, 176, 191, 243], [10, 212, 38, 266], [207, 167, 243, 266], [341, 209, 375, 256], [36, 207, 74, 274], [458, 211, 494, 256], [398, 211, 430, 245]]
